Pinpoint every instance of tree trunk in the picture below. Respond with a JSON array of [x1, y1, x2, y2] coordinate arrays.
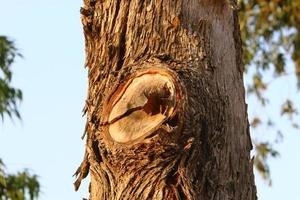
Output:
[[74, 0, 257, 199]]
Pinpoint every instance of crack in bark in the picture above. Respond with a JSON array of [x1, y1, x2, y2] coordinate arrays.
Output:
[[100, 93, 171, 126], [115, 0, 131, 71]]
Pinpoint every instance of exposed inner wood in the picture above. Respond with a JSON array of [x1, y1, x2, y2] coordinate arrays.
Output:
[[108, 73, 176, 143]]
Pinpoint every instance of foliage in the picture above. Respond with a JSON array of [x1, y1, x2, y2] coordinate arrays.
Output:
[[253, 142, 279, 185], [0, 160, 40, 200], [0, 36, 22, 120], [239, 0, 300, 183], [0, 36, 40, 199]]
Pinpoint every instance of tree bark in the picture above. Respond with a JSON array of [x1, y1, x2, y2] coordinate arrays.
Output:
[[75, 0, 257, 199]]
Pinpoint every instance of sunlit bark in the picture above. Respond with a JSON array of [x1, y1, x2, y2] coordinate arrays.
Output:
[[75, 0, 257, 199]]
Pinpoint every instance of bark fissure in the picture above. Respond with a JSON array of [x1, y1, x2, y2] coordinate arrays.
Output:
[[114, 0, 130, 71]]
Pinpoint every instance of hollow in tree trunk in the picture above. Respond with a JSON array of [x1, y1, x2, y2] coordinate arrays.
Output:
[[74, 0, 257, 199]]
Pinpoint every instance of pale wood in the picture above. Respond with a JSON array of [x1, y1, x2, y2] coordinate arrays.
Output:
[[108, 71, 177, 143]]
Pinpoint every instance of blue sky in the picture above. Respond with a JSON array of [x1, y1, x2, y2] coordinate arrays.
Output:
[[0, 1, 299, 199]]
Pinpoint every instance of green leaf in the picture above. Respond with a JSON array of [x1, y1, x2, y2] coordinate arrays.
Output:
[[0, 175, 7, 188], [0, 36, 22, 121]]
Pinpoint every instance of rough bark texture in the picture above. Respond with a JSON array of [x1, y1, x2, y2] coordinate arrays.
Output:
[[75, 0, 257, 199]]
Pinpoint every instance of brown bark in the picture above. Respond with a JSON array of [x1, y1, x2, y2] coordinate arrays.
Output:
[[75, 0, 257, 199]]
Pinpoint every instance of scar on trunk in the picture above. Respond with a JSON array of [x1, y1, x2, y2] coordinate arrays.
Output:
[[102, 68, 182, 144]]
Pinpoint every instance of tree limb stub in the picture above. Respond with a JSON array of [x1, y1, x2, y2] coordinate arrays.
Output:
[[104, 69, 181, 144]]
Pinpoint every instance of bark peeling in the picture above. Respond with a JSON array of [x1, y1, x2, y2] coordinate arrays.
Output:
[[75, 0, 257, 199]]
